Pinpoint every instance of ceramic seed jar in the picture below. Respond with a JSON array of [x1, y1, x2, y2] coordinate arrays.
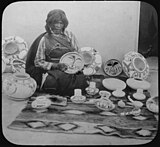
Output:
[[2, 73, 37, 100]]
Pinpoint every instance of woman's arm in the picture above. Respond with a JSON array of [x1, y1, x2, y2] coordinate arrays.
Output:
[[34, 36, 67, 71], [34, 37, 53, 70]]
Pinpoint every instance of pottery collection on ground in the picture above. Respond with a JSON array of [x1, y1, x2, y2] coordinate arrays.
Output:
[[2, 38, 158, 115]]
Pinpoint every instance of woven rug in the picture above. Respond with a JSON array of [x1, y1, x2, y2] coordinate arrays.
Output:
[[8, 88, 158, 140]]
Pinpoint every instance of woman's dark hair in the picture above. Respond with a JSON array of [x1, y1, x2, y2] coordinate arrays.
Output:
[[45, 9, 69, 34]]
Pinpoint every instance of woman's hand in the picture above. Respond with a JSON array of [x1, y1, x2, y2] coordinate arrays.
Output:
[[51, 63, 68, 71], [57, 63, 68, 71]]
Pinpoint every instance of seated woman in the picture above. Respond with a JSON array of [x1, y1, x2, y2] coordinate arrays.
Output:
[[25, 9, 88, 96]]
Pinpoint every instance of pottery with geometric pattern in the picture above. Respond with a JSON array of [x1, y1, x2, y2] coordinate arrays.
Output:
[[2, 73, 37, 100], [2, 36, 28, 73], [122, 51, 149, 80]]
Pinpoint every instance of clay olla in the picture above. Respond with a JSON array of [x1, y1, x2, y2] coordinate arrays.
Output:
[[2, 73, 37, 100]]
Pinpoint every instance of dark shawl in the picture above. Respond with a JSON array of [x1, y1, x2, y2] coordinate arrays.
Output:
[[25, 32, 47, 88]]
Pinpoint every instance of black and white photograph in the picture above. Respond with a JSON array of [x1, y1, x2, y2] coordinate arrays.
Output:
[[2, 1, 158, 145]]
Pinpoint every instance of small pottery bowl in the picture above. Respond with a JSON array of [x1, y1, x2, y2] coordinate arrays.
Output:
[[99, 90, 111, 99], [95, 99, 115, 111], [31, 99, 51, 109]]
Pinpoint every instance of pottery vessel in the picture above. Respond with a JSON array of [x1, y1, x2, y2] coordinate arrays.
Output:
[[70, 89, 86, 103], [102, 78, 126, 91], [126, 78, 151, 100], [2, 36, 28, 73], [80, 51, 95, 65], [60, 52, 84, 74], [85, 81, 99, 95], [79, 47, 102, 75], [122, 51, 149, 80], [31, 98, 51, 109], [95, 98, 115, 111], [99, 90, 111, 99], [146, 96, 158, 113], [112, 89, 126, 97], [2, 73, 37, 100], [11, 59, 26, 73], [103, 59, 123, 77]]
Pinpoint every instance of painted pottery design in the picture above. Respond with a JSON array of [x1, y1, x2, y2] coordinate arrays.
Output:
[[79, 47, 102, 75], [2, 36, 28, 73], [60, 52, 84, 74], [122, 51, 149, 80], [95, 98, 115, 111], [2, 73, 37, 100], [31, 98, 51, 109], [85, 81, 99, 95], [146, 96, 159, 113], [81, 51, 95, 65], [11, 59, 26, 73], [103, 59, 123, 77]]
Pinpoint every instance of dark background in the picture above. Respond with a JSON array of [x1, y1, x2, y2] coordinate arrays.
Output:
[[138, 2, 158, 58]]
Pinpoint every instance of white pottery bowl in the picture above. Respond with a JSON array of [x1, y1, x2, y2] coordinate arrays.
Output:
[[126, 78, 151, 90], [126, 78, 151, 100], [95, 98, 115, 111], [102, 78, 126, 91], [31, 99, 51, 109]]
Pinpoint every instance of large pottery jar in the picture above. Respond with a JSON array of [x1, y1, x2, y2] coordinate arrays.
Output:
[[122, 51, 149, 80], [2, 73, 37, 100]]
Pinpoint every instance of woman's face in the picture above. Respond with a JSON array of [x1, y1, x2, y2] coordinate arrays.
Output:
[[50, 20, 64, 34]]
